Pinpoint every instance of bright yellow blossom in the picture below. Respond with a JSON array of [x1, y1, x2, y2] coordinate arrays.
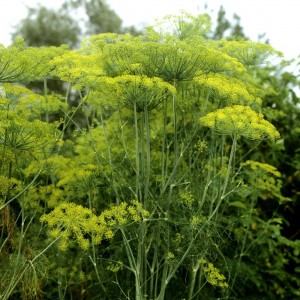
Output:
[[199, 105, 280, 141]]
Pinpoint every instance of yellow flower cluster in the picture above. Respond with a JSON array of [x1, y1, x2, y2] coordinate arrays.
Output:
[[199, 258, 228, 288], [242, 160, 281, 177], [87, 74, 175, 111], [50, 51, 104, 88], [197, 46, 246, 76], [23, 184, 65, 209], [1, 83, 67, 117], [241, 160, 290, 204], [0, 175, 22, 199], [1, 83, 32, 96], [106, 261, 124, 273], [0, 84, 60, 158], [23, 155, 98, 208], [199, 105, 280, 141], [165, 252, 175, 261], [190, 215, 207, 229], [81, 31, 245, 84], [0, 111, 56, 152], [0, 38, 68, 83], [179, 191, 194, 207], [40, 201, 149, 251], [0, 147, 15, 165], [57, 265, 87, 284], [152, 11, 211, 39], [194, 74, 262, 105], [218, 39, 283, 66], [197, 140, 208, 153], [81, 33, 133, 53]]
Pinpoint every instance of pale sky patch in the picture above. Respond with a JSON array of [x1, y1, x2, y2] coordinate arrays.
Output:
[[0, 0, 299, 60]]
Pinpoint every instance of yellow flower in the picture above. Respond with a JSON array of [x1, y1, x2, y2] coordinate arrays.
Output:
[[199, 105, 280, 141], [194, 74, 262, 105], [241, 160, 291, 204], [199, 258, 228, 288], [179, 191, 194, 207], [40, 200, 149, 250], [218, 39, 282, 66]]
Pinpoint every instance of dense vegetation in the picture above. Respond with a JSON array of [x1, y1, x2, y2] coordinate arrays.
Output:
[[1, 11, 300, 300]]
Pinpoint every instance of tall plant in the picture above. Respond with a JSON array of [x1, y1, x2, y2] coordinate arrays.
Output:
[[1, 12, 299, 300]]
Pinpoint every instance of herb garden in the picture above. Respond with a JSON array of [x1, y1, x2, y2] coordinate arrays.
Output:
[[1, 12, 300, 300]]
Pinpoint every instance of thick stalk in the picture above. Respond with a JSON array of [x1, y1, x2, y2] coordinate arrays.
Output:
[[157, 263, 169, 300], [188, 261, 200, 300], [120, 228, 142, 300], [149, 243, 158, 299], [136, 222, 147, 300]]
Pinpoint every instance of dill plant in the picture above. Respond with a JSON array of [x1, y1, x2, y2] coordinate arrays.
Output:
[[0, 40, 70, 299], [1, 12, 298, 300]]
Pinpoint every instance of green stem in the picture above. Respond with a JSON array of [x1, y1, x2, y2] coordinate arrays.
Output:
[[208, 135, 237, 222], [87, 191, 106, 293], [156, 231, 201, 300], [120, 227, 142, 300], [144, 104, 151, 206], [134, 102, 141, 201], [161, 100, 168, 190], [2, 237, 60, 300], [43, 78, 49, 124], [229, 196, 256, 294], [140, 110, 145, 203], [136, 222, 146, 300], [172, 81, 178, 169], [188, 261, 200, 300], [149, 243, 158, 299]]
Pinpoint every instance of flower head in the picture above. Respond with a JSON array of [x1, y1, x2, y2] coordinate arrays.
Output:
[[199, 105, 280, 141]]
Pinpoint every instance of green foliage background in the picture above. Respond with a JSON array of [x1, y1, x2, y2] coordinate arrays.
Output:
[[0, 8, 300, 300]]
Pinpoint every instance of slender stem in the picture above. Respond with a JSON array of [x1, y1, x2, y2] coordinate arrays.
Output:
[[172, 80, 178, 170], [229, 196, 256, 294], [161, 100, 168, 190], [120, 227, 142, 300], [134, 102, 141, 201], [2, 237, 60, 300], [144, 104, 151, 206], [156, 231, 201, 300], [79, 89, 91, 130], [43, 78, 49, 124], [136, 222, 145, 300], [87, 191, 106, 292], [140, 110, 145, 203], [208, 135, 237, 222], [0, 167, 44, 211]]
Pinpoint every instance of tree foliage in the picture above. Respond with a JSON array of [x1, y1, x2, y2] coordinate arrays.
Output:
[[12, 0, 141, 49], [12, 5, 81, 48], [66, 0, 123, 35], [211, 6, 247, 40]]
